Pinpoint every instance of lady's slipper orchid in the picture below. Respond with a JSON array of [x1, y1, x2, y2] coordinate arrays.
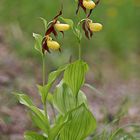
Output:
[[42, 35, 61, 53], [89, 22, 103, 32], [47, 40, 60, 51], [76, 0, 100, 17], [83, 0, 96, 10], [81, 19, 103, 39], [45, 10, 62, 38], [54, 21, 70, 31], [41, 10, 70, 53]]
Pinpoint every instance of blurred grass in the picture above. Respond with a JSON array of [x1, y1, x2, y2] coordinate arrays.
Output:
[[0, 0, 140, 75]]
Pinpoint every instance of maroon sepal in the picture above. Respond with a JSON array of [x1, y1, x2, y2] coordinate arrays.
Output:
[[42, 37, 50, 54], [82, 20, 93, 39], [76, 0, 86, 14], [42, 9, 63, 53], [45, 10, 63, 38], [52, 28, 58, 37], [77, 0, 100, 17], [87, 0, 100, 17], [82, 21, 89, 39], [87, 9, 93, 18]]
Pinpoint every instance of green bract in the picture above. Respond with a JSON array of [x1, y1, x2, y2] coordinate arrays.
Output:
[[33, 33, 43, 55]]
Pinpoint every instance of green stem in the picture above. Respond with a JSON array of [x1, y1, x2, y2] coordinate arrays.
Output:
[[42, 54, 47, 117], [78, 41, 81, 60], [43, 104, 47, 117], [42, 54, 46, 86], [42, 54, 56, 121]]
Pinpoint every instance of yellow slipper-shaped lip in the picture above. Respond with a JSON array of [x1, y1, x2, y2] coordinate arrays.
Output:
[[83, 0, 96, 10], [89, 23, 103, 32], [55, 23, 70, 31], [47, 40, 60, 51]]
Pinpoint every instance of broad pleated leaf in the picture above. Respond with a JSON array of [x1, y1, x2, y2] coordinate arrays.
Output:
[[15, 93, 49, 134], [47, 65, 67, 84], [29, 106, 49, 134], [64, 60, 89, 96], [37, 65, 67, 104], [37, 84, 51, 105], [48, 115, 68, 140], [24, 131, 47, 140], [59, 104, 96, 140], [53, 81, 88, 114]]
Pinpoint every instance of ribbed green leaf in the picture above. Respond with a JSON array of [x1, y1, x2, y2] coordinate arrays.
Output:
[[24, 131, 47, 140], [14, 93, 34, 107], [78, 90, 88, 107], [64, 60, 89, 96], [53, 81, 88, 114], [47, 93, 53, 104], [47, 65, 67, 84], [60, 104, 96, 140], [15, 93, 49, 134], [48, 115, 68, 140], [37, 65, 67, 104], [29, 106, 49, 134], [37, 84, 51, 104]]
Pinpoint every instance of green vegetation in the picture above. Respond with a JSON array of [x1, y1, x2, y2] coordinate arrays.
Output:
[[11, 0, 140, 139]]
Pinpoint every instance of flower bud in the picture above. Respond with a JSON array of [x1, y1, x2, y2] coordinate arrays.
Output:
[[89, 23, 103, 32], [83, 0, 96, 10], [47, 40, 60, 51], [55, 22, 70, 31]]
